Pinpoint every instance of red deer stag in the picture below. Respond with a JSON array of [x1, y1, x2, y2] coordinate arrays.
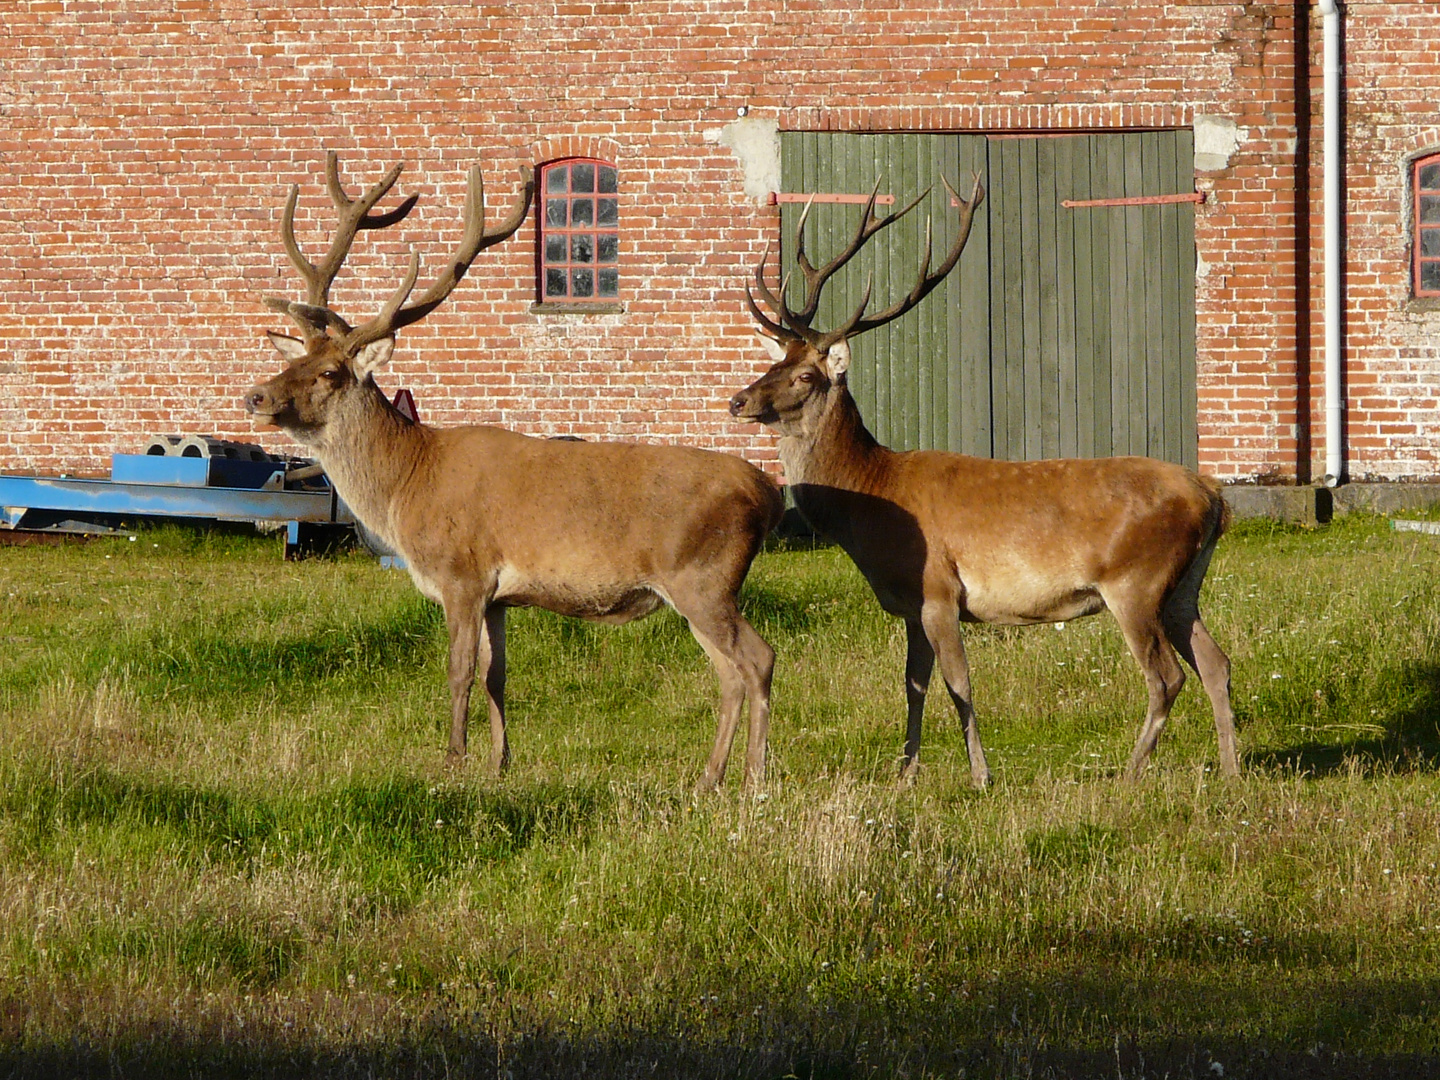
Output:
[[244, 153, 782, 791], [728, 178, 1238, 787]]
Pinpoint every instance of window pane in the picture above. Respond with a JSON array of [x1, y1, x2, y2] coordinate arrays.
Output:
[[1422, 196, 1440, 225], [1422, 228, 1440, 258], [537, 161, 620, 304], [1422, 260, 1440, 293], [1421, 162, 1440, 191]]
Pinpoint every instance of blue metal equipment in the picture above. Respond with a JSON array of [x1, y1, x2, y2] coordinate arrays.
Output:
[[0, 438, 356, 559]]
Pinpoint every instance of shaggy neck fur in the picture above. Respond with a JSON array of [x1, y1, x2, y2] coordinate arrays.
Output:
[[310, 384, 429, 548], [779, 379, 890, 493]]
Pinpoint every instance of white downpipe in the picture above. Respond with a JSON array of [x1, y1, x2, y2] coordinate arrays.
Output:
[[1319, 0, 1344, 486]]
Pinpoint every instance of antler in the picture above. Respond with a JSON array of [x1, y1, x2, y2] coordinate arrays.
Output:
[[264, 154, 535, 352], [746, 174, 985, 353], [341, 161, 534, 353], [268, 152, 418, 336]]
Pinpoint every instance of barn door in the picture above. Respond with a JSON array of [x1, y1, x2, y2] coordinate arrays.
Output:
[[776, 130, 1198, 468], [779, 132, 992, 456]]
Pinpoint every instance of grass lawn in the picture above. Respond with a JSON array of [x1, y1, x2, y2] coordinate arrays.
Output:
[[0, 515, 1437, 1078]]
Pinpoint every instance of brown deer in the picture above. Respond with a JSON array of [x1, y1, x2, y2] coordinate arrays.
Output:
[[244, 153, 782, 791], [728, 178, 1238, 787]]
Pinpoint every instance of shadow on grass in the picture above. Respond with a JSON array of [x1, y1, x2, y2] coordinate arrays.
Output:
[[111, 601, 446, 695], [6, 768, 605, 914], [1250, 661, 1440, 777], [1, 970, 1436, 1079]]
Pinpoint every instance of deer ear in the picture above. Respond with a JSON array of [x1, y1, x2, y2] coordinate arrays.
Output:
[[757, 331, 788, 363], [825, 338, 851, 379], [268, 331, 309, 360], [350, 337, 395, 381]]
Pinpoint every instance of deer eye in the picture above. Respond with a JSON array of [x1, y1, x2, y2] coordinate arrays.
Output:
[[797, 371, 817, 384], [319, 368, 344, 383]]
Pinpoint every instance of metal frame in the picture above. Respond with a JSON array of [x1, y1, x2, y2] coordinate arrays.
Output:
[[0, 453, 356, 559], [538, 157, 620, 302], [1414, 152, 1440, 297]]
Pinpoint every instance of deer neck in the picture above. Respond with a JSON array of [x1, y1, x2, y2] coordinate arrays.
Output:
[[311, 386, 429, 541], [779, 380, 891, 497]]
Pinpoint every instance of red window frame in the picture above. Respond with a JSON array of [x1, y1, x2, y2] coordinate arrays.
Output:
[[538, 158, 619, 303], [1414, 153, 1440, 297]]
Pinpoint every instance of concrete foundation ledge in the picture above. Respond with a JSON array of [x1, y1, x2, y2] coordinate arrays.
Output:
[[1220, 485, 1331, 525], [1220, 482, 1440, 525], [1330, 482, 1440, 517]]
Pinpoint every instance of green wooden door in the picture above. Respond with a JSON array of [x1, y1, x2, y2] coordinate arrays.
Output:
[[776, 131, 1198, 468]]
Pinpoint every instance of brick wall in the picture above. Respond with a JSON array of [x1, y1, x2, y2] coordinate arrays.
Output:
[[0, 1, 1431, 483]]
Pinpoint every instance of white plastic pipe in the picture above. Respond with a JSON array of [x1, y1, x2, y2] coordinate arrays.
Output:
[[1319, 0, 1344, 486]]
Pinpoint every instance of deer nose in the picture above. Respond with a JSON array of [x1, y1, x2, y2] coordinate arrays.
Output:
[[244, 387, 271, 414], [728, 391, 749, 417]]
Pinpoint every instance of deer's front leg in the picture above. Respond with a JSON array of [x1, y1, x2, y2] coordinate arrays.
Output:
[[478, 604, 509, 774], [444, 597, 482, 764], [920, 600, 989, 789], [901, 617, 936, 783]]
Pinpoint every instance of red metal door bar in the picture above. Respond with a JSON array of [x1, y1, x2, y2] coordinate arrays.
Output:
[[769, 192, 897, 205], [1060, 192, 1206, 208]]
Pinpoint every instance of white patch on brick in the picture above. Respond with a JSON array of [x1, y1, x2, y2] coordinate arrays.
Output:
[[706, 116, 780, 205], [1194, 115, 1242, 172]]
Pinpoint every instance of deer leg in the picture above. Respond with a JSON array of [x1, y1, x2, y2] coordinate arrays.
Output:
[[1109, 600, 1187, 780], [478, 604, 509, 775], [734, 615, 775, 791], [1163, 603, 1239, 778], [674, 590, 774, 793], [920, 601, 989, 789], [901, 618, 936, 783], [443, 597, 481, 765], [692, 632, 746, 794]]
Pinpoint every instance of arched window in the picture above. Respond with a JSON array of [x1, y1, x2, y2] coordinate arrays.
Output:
[[1413, 153, 1440, 297], [538, 158, 619, 303]]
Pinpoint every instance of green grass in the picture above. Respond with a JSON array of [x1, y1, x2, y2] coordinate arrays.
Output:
[[0, 516, 1438, 1078]]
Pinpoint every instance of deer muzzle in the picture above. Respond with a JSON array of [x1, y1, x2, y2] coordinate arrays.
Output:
[[243, 384, 286, 428]]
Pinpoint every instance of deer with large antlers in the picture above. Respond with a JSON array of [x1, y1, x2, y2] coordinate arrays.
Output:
[[729, 178, 1238, 786], [245, 154, 782, 790]]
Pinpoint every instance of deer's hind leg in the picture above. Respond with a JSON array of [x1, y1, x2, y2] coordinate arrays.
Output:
[[1162, 542, 1239, 776], [1104, 583, 1188, 780], [669, 584, 775, 793]]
